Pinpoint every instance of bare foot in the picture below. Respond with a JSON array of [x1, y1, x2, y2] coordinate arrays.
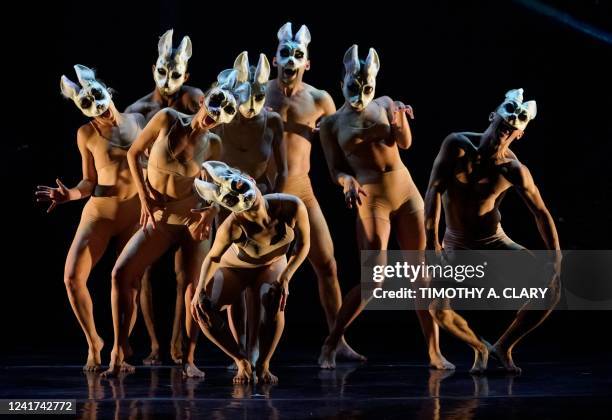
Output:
[[170, 344, 183, 365], [469, 341, 489, 374], [143, 349, 162, 366], [233, 359, 254, 384], [120, 362, 135, 373], [488, 341, 522, 374], [335, 338, 367, 362], [83, 337, 104, 372], [101, 363, 121, 378], [183, 362, 205, 378], [429, 353, 456, 370], [318, 339, 337, 369], [256, 364, 278, 384]]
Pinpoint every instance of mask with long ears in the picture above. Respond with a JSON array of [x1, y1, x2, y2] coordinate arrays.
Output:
[[496, 88, 537, 131], [154, 29, 192, 96], [233, 51, 271, 118], [275, 22, 311, 80], [60, 64, 112, 117], [201, 69, 239, 126], [194, 161, 257, 213], [342, 44, 380, 111]]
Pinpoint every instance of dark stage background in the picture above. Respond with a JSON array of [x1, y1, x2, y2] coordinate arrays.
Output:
[[3, 1, 611, 366]]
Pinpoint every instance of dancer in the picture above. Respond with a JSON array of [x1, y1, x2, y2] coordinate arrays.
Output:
[[190, 161, 310, 384], [318, 45, 452, 369], [125, 29, 204, 366], [424, 88, 561, 373], [103, 70, 240, 377], [265, 22, 362, 361], [36, 65, 144, 371], [213, 51, 286, 361]]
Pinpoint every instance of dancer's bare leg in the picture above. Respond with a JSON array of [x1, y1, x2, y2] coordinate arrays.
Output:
[[255, 263, 285, 384], [429, 302, 488, 373], [490, 274, 561, 373], [307, 201, 363, 361], [182, 235, 210, 378], [394, 209, 454, 370], [139, 267, 161, 365], [318, 217, 390, 369], [171, 248, 186, 365], [194, 268, 253, 384], [103, 224, 176, 377], [64, 220, 112, 372]]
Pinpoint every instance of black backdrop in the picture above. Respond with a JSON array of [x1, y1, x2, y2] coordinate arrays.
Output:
[[3, 1, 611, 365]]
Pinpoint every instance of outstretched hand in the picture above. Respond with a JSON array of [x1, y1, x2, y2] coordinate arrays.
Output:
[[35, 178, 70, 213], [189, 206, 218, 241], [342, 176, 368, 209]]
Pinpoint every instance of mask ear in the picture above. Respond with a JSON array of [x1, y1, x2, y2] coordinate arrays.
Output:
[[158, 29, 174, 58], [234, 51, 250, 83], [365, 48, 380, 79], [343, 44, 360, 76], [176, 35, 192, 61], [74, 64, 96, 87], [217, 69, 238, 90], [523, 100, 537, 119], [60, 75, 79, 99], [504, 88, 524, 103], [203, 161, 230, 184], [277, 22, 293, 42], [193, 178, 220, 202], [255, 53, 270, 84], [295, 24, 311, 47]]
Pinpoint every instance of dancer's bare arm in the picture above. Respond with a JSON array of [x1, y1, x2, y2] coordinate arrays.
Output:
[[279, 199, 310, 310], [270, 113, 288, 192], [35, 127, 96, 212], [127, 109, 170, 227], [319, 117, 364, 208], [425, 135, 459, 250], [377, 96, 413, 149], [508, 163, 560, 252]]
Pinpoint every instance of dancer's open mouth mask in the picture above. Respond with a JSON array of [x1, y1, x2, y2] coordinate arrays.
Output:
[[276, 22, 311, 74], [202, 70, 239, 126], [60, 65, 111, 117], [233, 51, 271, 118], [154, 29, 192, 96], [342, 45, 379, 111], [496, 88, 537, 131], [194, 161, 257, 213]]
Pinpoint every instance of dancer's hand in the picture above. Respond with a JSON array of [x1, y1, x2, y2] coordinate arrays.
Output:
[[139, 195, 160, 230], [340, 175, 367, 209], [190, 206, 218, 240], [279, 273, 290, 312], [190, 289, 211, 327], [391, 101, 414, 121], [35, 178, 71, 213]]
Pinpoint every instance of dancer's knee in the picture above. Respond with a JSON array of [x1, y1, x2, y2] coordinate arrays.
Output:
[[63, 269, 86, 293], [261, 285, 282, 321], [313, 256, 337, 281], [111, 264, 138, 291]]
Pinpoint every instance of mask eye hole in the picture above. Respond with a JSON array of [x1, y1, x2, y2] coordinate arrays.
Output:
[[254, 93, 265, 102], [518, 112, 528, 122], [363, 86, 373, 95], [91, 88, 103, 100], [209, 92, 225, 108], [222, 194, 239, 208], [224, 104, 236, 115], [80, 97, 92, 109], [232, 178, 249, 193], [294, 50, 304, 59], [157, 68, 167, 76], [504, 102, 516, 113], [171, 72, 181, 80], [280, 48, 290, 58], [348, 82, 360, 94]]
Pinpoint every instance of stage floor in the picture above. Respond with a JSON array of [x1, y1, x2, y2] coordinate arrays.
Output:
[[1, 358, 610, 419]]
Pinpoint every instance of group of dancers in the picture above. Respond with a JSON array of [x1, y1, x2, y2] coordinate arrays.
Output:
[[37, 22, 561, 384]]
